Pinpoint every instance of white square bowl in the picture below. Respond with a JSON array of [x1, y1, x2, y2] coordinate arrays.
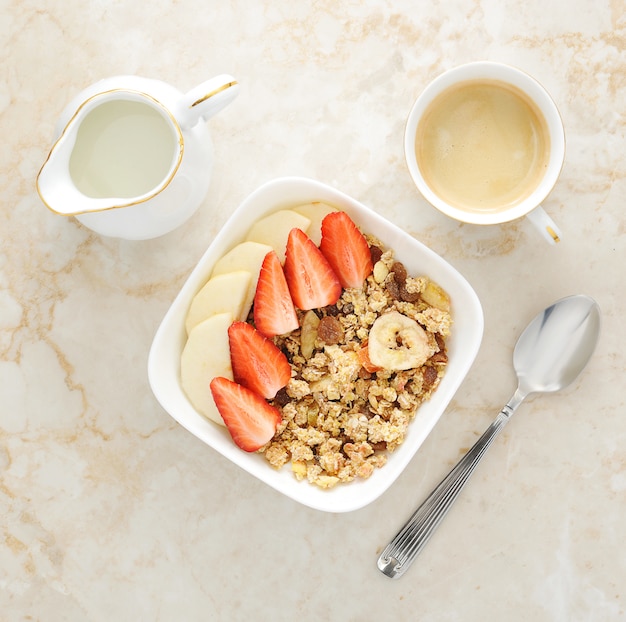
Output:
[[148, 177, 483, 513]]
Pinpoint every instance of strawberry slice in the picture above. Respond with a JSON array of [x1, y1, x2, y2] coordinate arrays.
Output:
[[253, 251, 299, 338], [210, 376, 282, 452], [283, 228, 342, 310], [320, 211, 373, 289], [228, 321, 291, 399]]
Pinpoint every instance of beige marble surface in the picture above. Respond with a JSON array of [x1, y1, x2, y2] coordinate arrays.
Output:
[[1, 1, 625, 620]]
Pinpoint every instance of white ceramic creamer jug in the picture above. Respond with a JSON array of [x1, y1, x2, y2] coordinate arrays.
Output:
[[37, 74, 239, 240]]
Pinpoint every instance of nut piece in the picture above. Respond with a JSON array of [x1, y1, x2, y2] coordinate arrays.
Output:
[[300, 310, 320, 359], [373, 260, 389, 284], [421, 280, 450, 311]]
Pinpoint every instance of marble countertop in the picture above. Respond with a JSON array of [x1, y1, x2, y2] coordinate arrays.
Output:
[[2, 1, 625, 620]]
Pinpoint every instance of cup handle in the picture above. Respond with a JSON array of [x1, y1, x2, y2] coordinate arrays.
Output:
[[525, 205, 562, 244], [175, 74, 239, 130]]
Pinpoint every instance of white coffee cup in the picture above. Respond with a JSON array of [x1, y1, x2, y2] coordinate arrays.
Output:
[[405, 62, 565, 244]]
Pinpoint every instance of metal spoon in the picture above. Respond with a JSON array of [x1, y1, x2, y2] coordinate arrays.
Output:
[[377, 294, 601, 579]]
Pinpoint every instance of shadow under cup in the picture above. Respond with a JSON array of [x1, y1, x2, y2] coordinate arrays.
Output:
[[405, 62, 565, 232]]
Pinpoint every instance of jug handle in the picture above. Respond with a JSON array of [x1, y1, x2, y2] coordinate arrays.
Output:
[[175, 74, 239, 130]]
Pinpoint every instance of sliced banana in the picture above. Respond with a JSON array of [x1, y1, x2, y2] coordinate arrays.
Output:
[[368, 311, 433, 371]]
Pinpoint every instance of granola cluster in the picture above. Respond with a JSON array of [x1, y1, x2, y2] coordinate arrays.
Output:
[[260, 236, 452, 489]]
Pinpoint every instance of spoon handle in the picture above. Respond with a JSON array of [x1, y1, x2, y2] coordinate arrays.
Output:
[[377, 392, 524, 579]]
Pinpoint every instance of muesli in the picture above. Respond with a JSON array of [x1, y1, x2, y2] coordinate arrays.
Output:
[[261, 235, 451, 489]]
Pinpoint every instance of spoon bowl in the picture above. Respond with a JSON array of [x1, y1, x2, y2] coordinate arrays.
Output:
[[514, 295, 601, 396], [378, 294, 601, 578]]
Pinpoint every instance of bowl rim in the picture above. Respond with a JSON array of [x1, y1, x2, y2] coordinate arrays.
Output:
[[148, 176, 484, 512]]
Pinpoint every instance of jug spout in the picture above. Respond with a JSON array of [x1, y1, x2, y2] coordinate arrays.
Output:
[[37, 90, 183, 217], [36, 119, 110, 217]]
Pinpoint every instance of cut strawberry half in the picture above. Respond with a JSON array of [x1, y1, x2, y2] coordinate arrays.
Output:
[[210, 376, 282, 452], [320, 211, 373, 289], [283, 228, 342, 310], [253, 250, 299, 338], [228, 321, 291, 399]]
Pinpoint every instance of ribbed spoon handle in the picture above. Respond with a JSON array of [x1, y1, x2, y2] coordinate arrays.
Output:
[[377, 391, 525, 579]]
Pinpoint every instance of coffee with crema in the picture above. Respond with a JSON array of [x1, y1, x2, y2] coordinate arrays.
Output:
[[415, 79, 550, 214]]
